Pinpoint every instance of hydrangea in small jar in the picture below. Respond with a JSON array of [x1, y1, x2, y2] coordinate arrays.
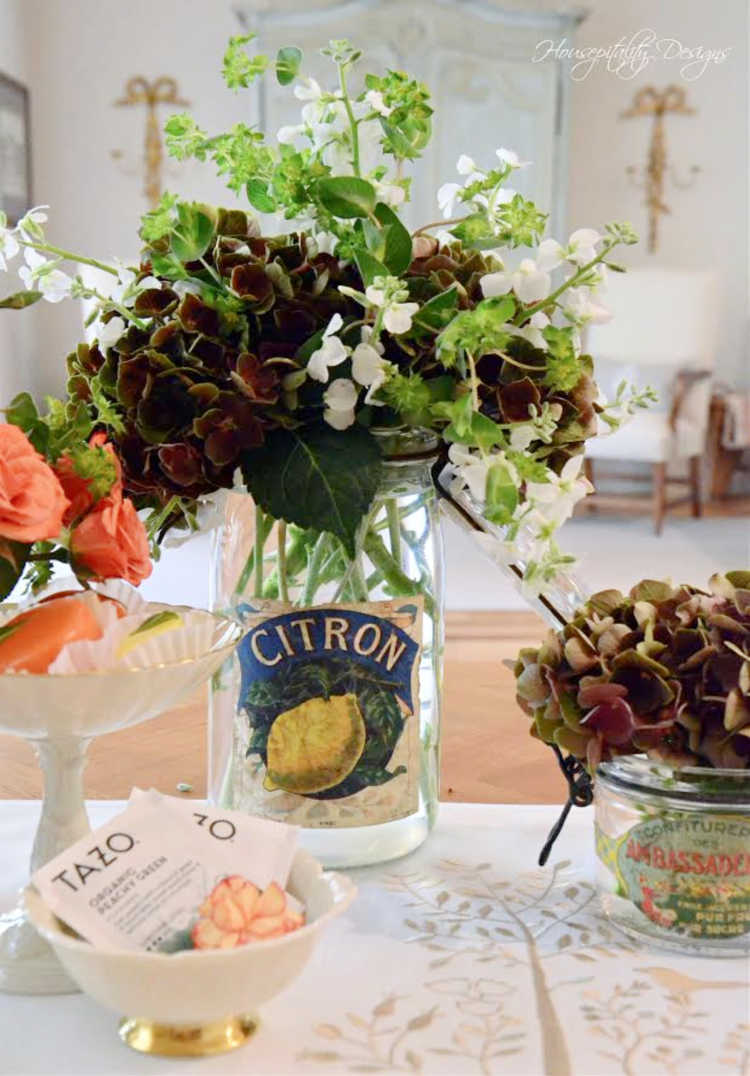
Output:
[[516, 572, 750, 954]]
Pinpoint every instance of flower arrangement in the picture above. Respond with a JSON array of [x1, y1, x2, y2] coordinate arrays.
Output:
[[515, 572, 750, 774], [0, 402, 151, 598], [0, 35, 653, 591]]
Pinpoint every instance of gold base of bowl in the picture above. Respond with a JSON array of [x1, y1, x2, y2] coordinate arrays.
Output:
[[118, 1015, 257, 1056]]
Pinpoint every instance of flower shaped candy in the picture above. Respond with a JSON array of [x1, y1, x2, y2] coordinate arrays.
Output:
[[191, 876, 304, 949]]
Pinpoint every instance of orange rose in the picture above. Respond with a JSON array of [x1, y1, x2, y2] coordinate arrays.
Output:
[[71, 488, 152, 585], [191, 877, 304, 950], [0, 423, 69, 543], [55, 433, 122, 527]]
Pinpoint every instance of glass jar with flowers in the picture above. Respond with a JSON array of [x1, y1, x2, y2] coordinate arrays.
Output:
[[0, 35, 653, 866], [515, 572, 750, 954]]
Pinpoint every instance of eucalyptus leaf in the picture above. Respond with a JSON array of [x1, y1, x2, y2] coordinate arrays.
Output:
[[241, 424, 382, 556]]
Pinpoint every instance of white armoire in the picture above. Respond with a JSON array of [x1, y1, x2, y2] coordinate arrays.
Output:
[[235, 0, 586, 236]]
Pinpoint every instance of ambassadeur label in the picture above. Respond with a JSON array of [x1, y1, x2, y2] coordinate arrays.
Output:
[[598, 813, 750, 939], [235, 598, 423, 829]]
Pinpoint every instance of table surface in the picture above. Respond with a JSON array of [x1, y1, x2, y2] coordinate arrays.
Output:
[[2, 800, 748, 1076]]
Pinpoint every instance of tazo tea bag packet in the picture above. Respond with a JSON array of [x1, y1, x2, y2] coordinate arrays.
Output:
[[32, 795, 303, 952], [128, 788, 299, 891]]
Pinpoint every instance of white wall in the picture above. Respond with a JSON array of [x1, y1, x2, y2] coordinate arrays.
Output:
[[0, 0, 36, 403], [567, 0, 749, 385]]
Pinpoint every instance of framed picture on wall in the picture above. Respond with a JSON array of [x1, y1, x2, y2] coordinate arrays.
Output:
[[0, 73, 31, 226]]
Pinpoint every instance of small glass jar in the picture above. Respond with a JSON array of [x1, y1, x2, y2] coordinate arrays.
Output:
[[595, 757, 750, 956]]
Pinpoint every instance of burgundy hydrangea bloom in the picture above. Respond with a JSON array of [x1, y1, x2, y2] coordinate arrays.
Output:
[[515, 572, 750, 772]]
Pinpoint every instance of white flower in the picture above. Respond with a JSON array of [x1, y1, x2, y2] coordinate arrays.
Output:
[[496, 147, 530, 169], [437, 182, 462, 218], [561, 286, 611, 325], [448, 444, 491, 502], [323, 378, 358, 429], [18, 247, 72, 301], [0, 228, 19, 272], [308, 230, 338, 257], [374, 180, 405, 208], [480, 259, 551, 304], [172, 279, 202, 299], [509, 424, 536, 452], [365, 89, 392, 116], [535, 238, 565, 272], [365, 284, 419, 335], [567, 228, 601, 266], [512, 310, 550, 350], [456, 154, 477, 176], [307, 313, 350, 382], [277, 124, 305, 145], [526, 456, 593, 525], [94, 315, 126, 350], [352, 332, 390, 405], [39, 269, 74, 302], [16, 205, 48, 238], [294, 77, 324, 103]]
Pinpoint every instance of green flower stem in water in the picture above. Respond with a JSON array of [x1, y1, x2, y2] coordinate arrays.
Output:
[[235, 508, 274, 597], [386, 498, 403, 570], [277, 520, 289, 602], [254, 504, 267, 598], [301, 531, 330, 605], [363, 530, 435, 620]]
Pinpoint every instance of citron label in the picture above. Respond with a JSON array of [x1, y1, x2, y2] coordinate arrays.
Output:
[[235, 598, 423, 828]]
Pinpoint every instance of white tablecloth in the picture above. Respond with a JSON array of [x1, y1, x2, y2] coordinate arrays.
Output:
[[1, 801, 748, 1076]]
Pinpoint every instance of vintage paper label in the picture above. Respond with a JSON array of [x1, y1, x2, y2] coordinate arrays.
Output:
[[234, 597, 423, 828], [596, 813, 750, 939]]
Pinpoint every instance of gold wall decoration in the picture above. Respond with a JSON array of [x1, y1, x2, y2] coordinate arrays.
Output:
[[622, 85, 700, 254], [111, 77, 189, 208]]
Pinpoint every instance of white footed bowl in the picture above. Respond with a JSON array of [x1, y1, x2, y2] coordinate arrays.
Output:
[[0, 605, 241, 996], [25, 849, 356, 1056]]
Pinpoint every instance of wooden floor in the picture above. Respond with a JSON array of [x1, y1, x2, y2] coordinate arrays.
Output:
[[0, 610, 569, 806]]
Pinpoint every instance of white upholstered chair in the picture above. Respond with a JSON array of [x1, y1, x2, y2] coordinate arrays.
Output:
[[584, 269, 719, 534]]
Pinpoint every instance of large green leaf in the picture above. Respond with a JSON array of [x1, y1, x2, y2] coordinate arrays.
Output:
[[317, 176, 377, 219], [241, 424, 382, 555], [374, 202, 412, 275], [0, 539, 28, 600]]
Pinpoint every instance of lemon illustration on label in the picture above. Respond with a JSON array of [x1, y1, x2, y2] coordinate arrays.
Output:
[[117, 610, 183, 658], [264, 693, 366, 794]]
